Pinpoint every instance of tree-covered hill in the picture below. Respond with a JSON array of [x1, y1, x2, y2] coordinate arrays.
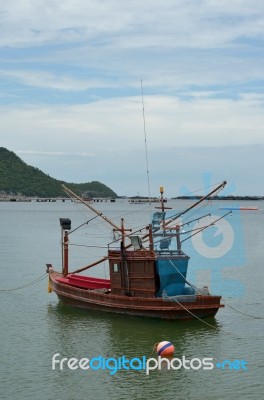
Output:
[[0, 147, 117, 198]]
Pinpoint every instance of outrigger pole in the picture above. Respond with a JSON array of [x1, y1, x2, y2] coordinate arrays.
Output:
[[62, 185, 121, 231], [62, 185, 131, 243], [138, 180, 227, 244], [164, 180, 227, 227]]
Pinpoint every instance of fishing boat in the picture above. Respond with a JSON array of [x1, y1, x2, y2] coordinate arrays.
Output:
[[47, 182, 227, 320]]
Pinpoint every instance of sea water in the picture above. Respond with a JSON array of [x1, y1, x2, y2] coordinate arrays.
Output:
[[0, 200, 263, 400]]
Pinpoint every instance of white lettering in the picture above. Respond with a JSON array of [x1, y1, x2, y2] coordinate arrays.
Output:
[[190, 358, 202, 370], [170, 358, 182, 370], [68, 357, 79, 370], [202, 358, 214, 370], [158, 357, 171, 370], [146, 358, 158, 375], [182, 356, 190, 370], [60, 357, 68, 370], [51, 353, 61, 370], [79, 358, 90, 370]]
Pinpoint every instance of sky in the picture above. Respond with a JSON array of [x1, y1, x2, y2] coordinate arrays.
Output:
[[1, 0, 264, 197]]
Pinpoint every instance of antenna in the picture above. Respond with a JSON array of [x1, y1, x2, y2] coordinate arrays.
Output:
[[141, 79, 151, 204]]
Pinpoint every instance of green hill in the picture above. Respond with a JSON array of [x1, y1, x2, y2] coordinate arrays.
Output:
[[0, 147, 117, 198]]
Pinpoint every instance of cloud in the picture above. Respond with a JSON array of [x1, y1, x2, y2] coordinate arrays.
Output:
[[0, 70, 118, 91], [1, 0, 264, 49], [1, 93, 264, 157], [1, 93, 263, 196], [1, 0, 264, 99], [16, 150, 95, 157], [1, 1, 264, 196]]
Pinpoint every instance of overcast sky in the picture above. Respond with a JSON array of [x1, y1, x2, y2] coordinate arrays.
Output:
[[1, 0, 264, 197]]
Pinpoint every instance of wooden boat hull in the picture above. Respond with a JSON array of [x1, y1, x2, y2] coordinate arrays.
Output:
[[49, 271, 224, 320]]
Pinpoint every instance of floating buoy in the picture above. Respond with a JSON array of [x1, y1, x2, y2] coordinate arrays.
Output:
[[156, 341, 175, 357]]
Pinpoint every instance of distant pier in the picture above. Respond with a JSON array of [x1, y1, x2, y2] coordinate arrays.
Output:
[[0, 196, 116, 203]]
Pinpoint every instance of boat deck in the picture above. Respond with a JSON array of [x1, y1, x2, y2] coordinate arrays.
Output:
[[56, 274, 111, 290]]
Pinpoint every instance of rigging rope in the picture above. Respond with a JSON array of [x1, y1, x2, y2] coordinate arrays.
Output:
[[168, 259, 202, 294], [68, 243, 108, 249], [164, 292, 220, 327], [179, 180, 227, 197], [166, 259, 259, 336], [0, 272, 48, 292], [168, 259, 263, 320], [68, 215, 99, 235], [222, 300, 263, 320], [166, 259, 229, 332]]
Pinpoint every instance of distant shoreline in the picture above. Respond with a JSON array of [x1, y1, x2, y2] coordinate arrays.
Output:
[[0, 195, 263, 202], [124, 195, 264, 201], [172, 196, 264, 200]]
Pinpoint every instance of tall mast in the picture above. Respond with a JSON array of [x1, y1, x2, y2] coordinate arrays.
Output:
[[141, 79, 151, 204]]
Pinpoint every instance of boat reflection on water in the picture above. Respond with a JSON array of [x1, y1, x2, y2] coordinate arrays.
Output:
[[46, 301, 221, 361]]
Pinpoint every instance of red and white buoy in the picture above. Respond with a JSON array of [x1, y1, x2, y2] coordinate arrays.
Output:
[[156, 341, 175, 357]]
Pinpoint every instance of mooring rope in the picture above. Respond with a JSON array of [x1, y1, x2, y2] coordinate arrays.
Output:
[[163, 292, 240, 337], [222, 300, 263, 320], [168, 259, 263, 320], [163, 260, 231, 333], [0, 272, 48, 292], [163, 292, 221, 328]]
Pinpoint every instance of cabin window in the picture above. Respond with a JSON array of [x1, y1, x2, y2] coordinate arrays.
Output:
[[113, 263, 119, 273]]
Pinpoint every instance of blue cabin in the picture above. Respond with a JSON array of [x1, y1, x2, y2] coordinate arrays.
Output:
[[152, 212, 193, 297]]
